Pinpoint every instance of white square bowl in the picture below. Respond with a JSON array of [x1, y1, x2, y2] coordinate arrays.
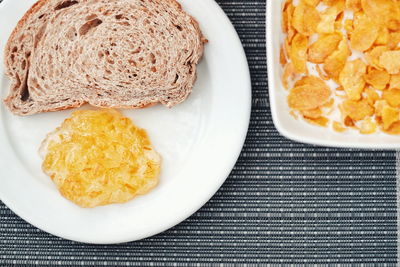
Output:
[[266, 0, 400, 150]]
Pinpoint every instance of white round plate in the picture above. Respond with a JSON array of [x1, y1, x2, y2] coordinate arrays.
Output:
[[0, 0, 251, 244]]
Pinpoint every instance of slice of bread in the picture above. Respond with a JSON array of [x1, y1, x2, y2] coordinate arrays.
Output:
[[4, 0, 206, 115]]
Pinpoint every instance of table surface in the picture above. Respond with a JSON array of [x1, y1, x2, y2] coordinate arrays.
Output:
[[0, 0, 398, 265]]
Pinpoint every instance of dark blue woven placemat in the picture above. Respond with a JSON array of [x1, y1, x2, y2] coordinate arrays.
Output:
[[0, 0, 398, 265]]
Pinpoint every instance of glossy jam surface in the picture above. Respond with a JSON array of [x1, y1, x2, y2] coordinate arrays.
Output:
[[42, 109, 161, 208]]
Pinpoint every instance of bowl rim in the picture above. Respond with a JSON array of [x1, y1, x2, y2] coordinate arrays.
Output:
[[266, 0, 400, 150]]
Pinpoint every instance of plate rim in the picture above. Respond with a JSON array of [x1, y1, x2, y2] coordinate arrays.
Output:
[[0, 0, 252, 243]]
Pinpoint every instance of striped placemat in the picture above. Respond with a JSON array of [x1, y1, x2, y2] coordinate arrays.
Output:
[[0, 0, 398, 265]]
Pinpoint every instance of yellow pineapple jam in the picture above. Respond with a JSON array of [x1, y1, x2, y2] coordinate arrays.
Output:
[[40, 109, 161, 208]]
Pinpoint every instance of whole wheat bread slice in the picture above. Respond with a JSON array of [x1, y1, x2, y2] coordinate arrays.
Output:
[[4, 0, 206, 115]]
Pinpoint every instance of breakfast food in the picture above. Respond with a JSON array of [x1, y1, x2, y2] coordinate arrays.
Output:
[[280, 0, 400, 135], [40, 109, 161, 208], [4, 0, 206, 115]]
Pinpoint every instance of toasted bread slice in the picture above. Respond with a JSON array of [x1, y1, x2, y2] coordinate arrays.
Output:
[[4, 0, 206, 115]]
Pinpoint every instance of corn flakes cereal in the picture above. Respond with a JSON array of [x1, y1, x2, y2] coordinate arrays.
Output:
[[384, 121, 400, 134], [317, 4, 342, 34], [364, 68, 390, 90], [390, 74, 400, 89], [293, 75, 325, 87], [280, 0, 400, 135], [365, 46, 388, 70], [383, 89, 400, 107], [282, 0, 291, 34], [323, 98, 335, 109], [322, 0, 344, 6], [387, 32, 400, 50], [335, 12, 345, 31], [280, 45, 287, 66], [292, 2, 321, 36], [304, 0, 320, 6], [281, 62, 296, 90], [339, 59, 366, 100], [301, 108, 323, 119], [350, 15, 379, 51], [374, 99, 389, 117], [288, 76, 331, 110], [333, 121, 347, 132], [323, 39, 350, 80], [379, 50, 400, 74], [341, 99, 374, 121], [316, 64, 330, 80], [308, 33, 342, 63], [375, 27, 389, 46], [344, 19, 354, 34], [359, 117, 377, 134], [345, 0, 361, 11], [364, 87, 380, 105], [304, 116, 329, 127], [382, 105, 399, 129], [352, 10, 364, 27], [282, 1, 296, 42], [344, 116, 355, 127], [361, 0, 400, 30], [289, 33, 309, 73]]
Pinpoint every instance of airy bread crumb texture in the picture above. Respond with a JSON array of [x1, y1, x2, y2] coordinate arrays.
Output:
[[4, 0, 206, 115]]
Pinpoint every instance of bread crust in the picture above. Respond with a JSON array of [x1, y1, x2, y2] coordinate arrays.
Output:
[[3, 0, 206, 115]]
